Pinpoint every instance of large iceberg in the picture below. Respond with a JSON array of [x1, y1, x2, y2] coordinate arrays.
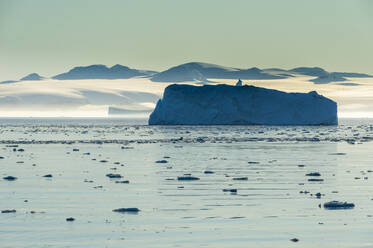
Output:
[[148, 84, 338, 125]]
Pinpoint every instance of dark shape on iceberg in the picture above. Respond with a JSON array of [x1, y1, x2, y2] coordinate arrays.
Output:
[[20, 73, 44, 81], [151, 62, 285, 82], [236, 79, 243, 86], [148, 84, 338, 125], [52, 64, 157, 80]]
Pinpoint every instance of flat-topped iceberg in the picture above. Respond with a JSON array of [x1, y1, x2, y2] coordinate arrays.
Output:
[[148, 84, 338, 125]]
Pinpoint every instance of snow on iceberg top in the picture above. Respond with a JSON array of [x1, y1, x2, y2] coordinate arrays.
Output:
[[148, 84, 338, 125]]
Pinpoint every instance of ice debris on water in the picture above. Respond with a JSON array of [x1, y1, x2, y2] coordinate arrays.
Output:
[[177, 176, 200, 181], [308, 178, 324, 182], [106, 173, 122, 179], [323, 201, 355, 210], [233, 177, 248, 181], [223, 189, 237, 193], [113, 208, 140, 213], [115, 180, 129, 184], [306, 172, 321, 176], [204, 170, 214, 174], [3, 176, 17, 181], [155, 160, 168, 164], [2, 209, 16, 213]]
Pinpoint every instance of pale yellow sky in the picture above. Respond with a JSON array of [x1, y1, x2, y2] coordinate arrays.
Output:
[[1, 0, 373, 81]]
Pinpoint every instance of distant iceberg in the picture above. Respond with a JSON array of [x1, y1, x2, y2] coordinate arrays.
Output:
[[149, 84, 338, 125]]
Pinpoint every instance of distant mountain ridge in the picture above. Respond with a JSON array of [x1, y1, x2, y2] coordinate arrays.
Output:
[[150, 62, 285, 82], [52, 64, 157, 80], [20, 73, 44, 81], [1, 62, 372, 84], [289, 67, 329, 77], [288, 67, 373, 84], [0, 73, 45, 84], [151, 62, 373, 83]]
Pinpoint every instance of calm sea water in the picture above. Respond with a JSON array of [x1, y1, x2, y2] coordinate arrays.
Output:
[[1, 118, 373, 247]]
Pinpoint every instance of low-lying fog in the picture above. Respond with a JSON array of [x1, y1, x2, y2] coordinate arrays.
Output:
[[1, 76, 373, 118]]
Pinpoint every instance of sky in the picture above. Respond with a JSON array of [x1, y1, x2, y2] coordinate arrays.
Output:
[[1, 0, 373, 81]]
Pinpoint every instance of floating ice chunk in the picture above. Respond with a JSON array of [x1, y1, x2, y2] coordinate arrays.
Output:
[[1, 209, 16, 213], [323, 201, 355, 209], [113, 208, 140, 213], [3, 176, 17, 181], [306, 172, 321, 176], [177, 176, 200, 181], [106, 173, 122, 179]]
